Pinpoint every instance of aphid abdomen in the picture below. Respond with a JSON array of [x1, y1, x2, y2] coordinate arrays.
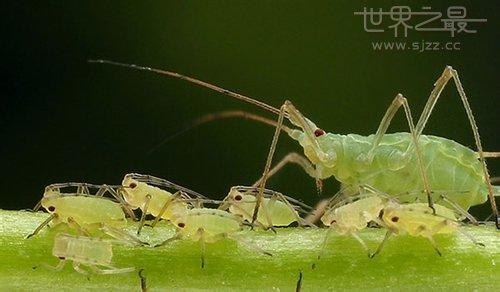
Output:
[[262, 199, 298, 226], [179, 209, 241, 241], [383, 203, 458, 237], [53, 234, 113, 266], [42, 196, 127, 228], [325, 133, 486, 209]]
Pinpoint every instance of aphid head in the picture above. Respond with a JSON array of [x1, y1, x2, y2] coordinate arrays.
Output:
[[121, 175, 145, 208], [227, 188, 250, 205], [41, 196, 58, 214], [284, 101, 337, 168]]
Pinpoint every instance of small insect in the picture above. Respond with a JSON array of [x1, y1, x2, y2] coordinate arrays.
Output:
[[371, 201, 482, 257], [120, 173, 211, 234], [155, 208, 272, 268], [29, 183, 144, 245], [220, 186, 312, 229], [319, 193, 386, 257], [88, 59, 499, 228], [46, 233, 135, 275], [316, 186, 480, 263]]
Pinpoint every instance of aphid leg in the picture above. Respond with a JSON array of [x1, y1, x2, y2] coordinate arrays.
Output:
[[456, 228, 485, 247], [106, 186, 137, 220], [32, 199, 42, 212], [425, 235, 442, 256], [44, 258, 67, 271], [313, 227, 334, 269], [366, 94, 434, 212], [304, 199, 329, 226], [350, 232, 372, 258], [139, 269, 148, 292], [196, 228, 207, 268], [27, 213, 56, 238], [77, 184, 90, 195], [296, 270, 303, 292], [226, 233, 273, 257], [438, 194, 479, 225], [154, 233, 182, 248], [275, 192, 314, 227], [71, 262, 90, 275], [99, 224, 148, 246], [137, 194, 152, 235], [252, 152, 321, 192], [416, 67, 498, 228], [252, 103, 286, 229], [67, 217, 91, 236], [150, 191, 182, 228], [89, 265, 135, 275], [370, 230, 392, 258]]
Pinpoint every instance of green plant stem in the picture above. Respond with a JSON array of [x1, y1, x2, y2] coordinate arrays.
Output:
[[0, 210, 498, 291]]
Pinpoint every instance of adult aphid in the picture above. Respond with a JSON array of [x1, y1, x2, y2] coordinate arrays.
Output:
[[88, 60, 500, 228]]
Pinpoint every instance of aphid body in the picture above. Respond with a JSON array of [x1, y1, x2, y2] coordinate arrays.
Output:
[[224, 186, 307, 228], [42, 192, 127, 229], [121, 174, 188, 221], [172, 208, 241, 242], [381, 202, 458, 238], [321, 195, 385, 235], [50, 233, 134, 274]]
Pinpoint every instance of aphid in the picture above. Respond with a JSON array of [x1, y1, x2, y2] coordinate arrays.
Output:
[[316, 186, 479, 262], [28, 183, 144, 245], [220, 186, 312, 228], [46, 233, 134, 274], [120, 173, 210, 234], [372, 201, 483, 257], [155, 208, 272, 268], [88, 59, 499, 228]]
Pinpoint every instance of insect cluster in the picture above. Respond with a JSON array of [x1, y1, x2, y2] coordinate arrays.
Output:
[[28, 62, 499, 279]]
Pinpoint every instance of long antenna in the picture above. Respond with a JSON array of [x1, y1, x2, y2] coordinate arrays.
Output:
[[88, 59, 283, 116], [147, 110, 294, 155]]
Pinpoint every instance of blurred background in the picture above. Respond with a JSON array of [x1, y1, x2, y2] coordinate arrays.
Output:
[[2, 1, 499, 218]]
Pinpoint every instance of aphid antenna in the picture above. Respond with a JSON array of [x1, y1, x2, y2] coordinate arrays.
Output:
[[147, 110, 295, 155], [126, 173, 211, 200], [232, 186, 313, 211], [88, 59, 286, 117]]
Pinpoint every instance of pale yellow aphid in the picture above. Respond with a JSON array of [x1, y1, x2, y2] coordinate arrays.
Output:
[[221, 186, 311, 228], [47, 233, 135, 275], [156, 208, 272, 268], [29, 183, 144, 246], [120, 173, 210, 234], [374, 202, 461, 256], [318, 194, 386, 258]]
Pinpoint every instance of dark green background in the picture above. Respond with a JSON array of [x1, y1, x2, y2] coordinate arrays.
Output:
[[3, 1, 499, 218]]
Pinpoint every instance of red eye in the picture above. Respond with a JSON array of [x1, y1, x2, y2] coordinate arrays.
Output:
[[330, 219, 337, 225], [314, 128, 325, 137], [177, 222, 185, 228], [391, 216, 399, 222], [129, 182, 137, 189], [48, 206, 55, 212], [58, 256, 65, 260], [234, 195, 242, 201]]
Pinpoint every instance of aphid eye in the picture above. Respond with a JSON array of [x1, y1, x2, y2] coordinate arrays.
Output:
[[391, 216, 399, 222], [314, 128, 325, 137], [129, 182, 137, 189], [48, 206, 56, 212], [234, 195, 242, 201], [58, 256, 65, 260], [177, 222, 185, 228], [330, 219, 337, 225]]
